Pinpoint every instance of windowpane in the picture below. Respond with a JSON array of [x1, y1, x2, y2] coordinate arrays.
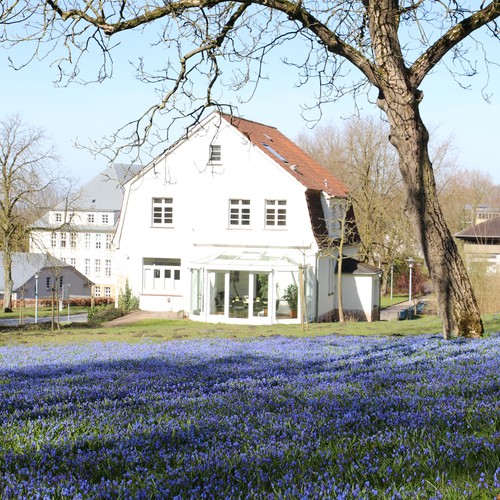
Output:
[[210, 144, 221, 162], [142, 258, 182, 292], [266, 200, 287, 227], [152, 198, 174, 225], [105, 259, 112, 277], [229, 199, 251, 227]]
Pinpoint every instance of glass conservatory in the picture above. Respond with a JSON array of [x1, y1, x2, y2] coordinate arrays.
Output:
[[190, 251, 313, 324]]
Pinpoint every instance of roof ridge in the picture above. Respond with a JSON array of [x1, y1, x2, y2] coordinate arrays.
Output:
[[220, 111, 349, 197], [220, 112, 278, 131]]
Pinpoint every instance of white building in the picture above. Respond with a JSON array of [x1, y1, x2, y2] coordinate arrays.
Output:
[[114, 112, 381, 324], [29, 164, 140, 300]]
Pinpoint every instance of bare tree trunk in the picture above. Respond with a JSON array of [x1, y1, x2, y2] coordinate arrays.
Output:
[[2, 249, 13, 312], [337, 216, 346, 323], [378, 91, 483, 338]]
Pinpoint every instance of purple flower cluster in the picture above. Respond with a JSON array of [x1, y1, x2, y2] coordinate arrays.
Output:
[[0, 334, 499, 498]]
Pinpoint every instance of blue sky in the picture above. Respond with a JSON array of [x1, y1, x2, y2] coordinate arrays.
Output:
[[1, 29, 499, 188]]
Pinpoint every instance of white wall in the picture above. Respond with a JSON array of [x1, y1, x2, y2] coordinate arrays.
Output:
[[115, 115, 320, 313], [340, 274, 378, 321]]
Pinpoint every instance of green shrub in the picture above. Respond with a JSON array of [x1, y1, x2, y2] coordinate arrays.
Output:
[[117, 280, 140, 312], [87, 304, 126, 324]]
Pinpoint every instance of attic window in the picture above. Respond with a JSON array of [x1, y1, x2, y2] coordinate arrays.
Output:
[[262, 143, 288, 163], [210, 144, 221, 162]]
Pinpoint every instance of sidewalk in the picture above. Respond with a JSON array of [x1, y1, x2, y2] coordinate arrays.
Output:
[[380, 302, 413, 321], [380, 298, 433, 321]]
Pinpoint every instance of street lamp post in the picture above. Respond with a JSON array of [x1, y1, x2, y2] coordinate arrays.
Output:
[[390, 263, 394, 300], [34, 272, 39, 324], [406, 258, 415, 316]]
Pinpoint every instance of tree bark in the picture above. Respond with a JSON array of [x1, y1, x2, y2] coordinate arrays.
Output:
[[377, 89, 483, 338], [337, 226, 345, 323], [3, 249, 13, 312], [364, 1, 483, 338]]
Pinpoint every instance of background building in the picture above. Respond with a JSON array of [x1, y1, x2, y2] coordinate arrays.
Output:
[[29, 164, 140, 300]]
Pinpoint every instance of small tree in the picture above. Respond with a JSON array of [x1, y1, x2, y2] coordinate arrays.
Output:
[[316, 195, 362, 322], [118, 279, 140, 312]]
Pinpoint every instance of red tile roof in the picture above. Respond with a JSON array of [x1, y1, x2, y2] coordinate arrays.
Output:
[[221, 114, 349, 197]]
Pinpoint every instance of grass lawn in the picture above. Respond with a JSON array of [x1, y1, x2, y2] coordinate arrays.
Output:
[[1, 307, 499, 345]]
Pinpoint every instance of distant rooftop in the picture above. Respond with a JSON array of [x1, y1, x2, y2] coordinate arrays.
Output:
[[62, 164, 142, 211], [455, 216, 500, 241]]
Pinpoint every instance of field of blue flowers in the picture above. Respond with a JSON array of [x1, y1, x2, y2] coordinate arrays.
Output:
[[1, 333, 499, 499]]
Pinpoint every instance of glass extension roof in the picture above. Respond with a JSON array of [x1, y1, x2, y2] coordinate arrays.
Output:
[[192, 251, 299, 270]]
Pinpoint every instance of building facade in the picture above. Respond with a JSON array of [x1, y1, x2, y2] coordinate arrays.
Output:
[[114, 112, 381, 324], [29, 164, 140, 300]]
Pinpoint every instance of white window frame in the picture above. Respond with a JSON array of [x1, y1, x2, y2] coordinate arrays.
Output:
[[87, 213, 95, 224], [60, 232, 67, 248], [51, 232, 57, 248], [85, 258, 91, 275], [101, 214, 109, 225], [105, 259, 112, 278], [95, 233, 101, 249], [142, 259, 182, 293], [85, 233, 91, 249], [265, 199, 287, 228], [70, 232, 77, 248], [229, 199, 251, 227], [152, 198, 174, 226], [106, 234, 113, 250], [95, 259, 101, 276]]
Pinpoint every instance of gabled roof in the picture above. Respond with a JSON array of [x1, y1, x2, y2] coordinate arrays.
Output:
[[32, 164, 142, 230], [335, 258, 381, 275], [0, 252, 88, 293], [305, 190, 361, 248], [62, 163, 142, 211], [221, 114, 349, 198], [455, 216, 500, 241]]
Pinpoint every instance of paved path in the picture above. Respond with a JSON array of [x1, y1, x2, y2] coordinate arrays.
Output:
[[0, 313, 88, 326], [102, 310, 181, 327], [380, 298, 435, 321], [380, 302, 413, 321]]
